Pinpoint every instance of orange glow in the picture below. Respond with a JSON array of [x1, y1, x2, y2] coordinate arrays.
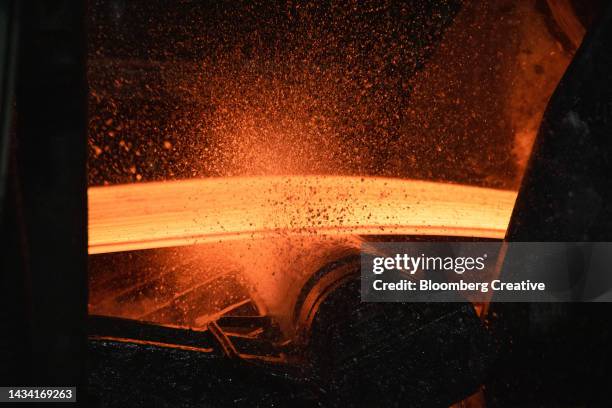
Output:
[[88, 175, 516, 255], [88, 176, 516, 333]]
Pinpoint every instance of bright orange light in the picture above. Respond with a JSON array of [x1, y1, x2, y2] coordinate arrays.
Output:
[[88, 175, 516, 255]]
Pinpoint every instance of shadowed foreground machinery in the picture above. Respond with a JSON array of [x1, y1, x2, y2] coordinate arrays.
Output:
[[88, 265, 494, 407]]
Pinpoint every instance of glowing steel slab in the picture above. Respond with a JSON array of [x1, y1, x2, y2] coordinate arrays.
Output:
[[88, 176, 517, 254]]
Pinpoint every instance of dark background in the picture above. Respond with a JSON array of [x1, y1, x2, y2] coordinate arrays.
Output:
[[87, 0, 518, 188]]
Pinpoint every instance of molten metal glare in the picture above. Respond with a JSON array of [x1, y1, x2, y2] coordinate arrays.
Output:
[[88, 175, 516, 255]]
